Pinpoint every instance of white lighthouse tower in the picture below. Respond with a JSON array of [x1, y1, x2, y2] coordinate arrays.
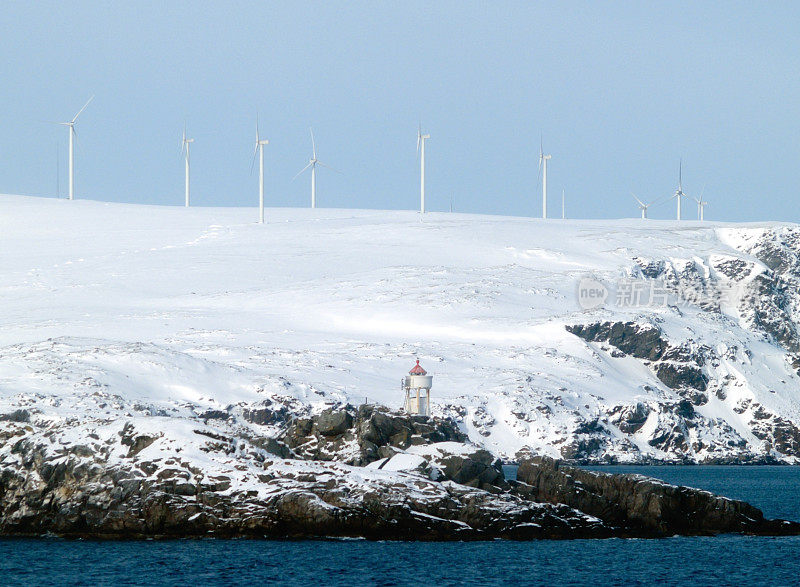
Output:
[[403, 359, 432, 416]]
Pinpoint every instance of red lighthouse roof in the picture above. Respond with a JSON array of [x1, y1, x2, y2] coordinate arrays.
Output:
[[409, 359, 427, 375]]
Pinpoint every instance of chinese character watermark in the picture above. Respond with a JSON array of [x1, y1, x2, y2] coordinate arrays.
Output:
[[575, 275, 754, 310]]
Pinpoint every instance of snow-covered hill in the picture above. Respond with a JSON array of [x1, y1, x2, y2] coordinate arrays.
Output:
[[3, 194, 800, 463]]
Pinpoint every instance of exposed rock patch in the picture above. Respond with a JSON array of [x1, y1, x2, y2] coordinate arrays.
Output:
[[280, 404, 467, 465]]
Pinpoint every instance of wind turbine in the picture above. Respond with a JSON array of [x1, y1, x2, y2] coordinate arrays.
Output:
[[695, 186, 709, 221], [562, 188, 566, 219], [181, 124, 194, 207], [417, 124, 431, 214], [294, 128, 333, 208], [538, 137, 551, 219], [631, 193, 663, 219], [670, 159, 691, 220], [251, 116, 269, 223], [57, 96, 93, 200]]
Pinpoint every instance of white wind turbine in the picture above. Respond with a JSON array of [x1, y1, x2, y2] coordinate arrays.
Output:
[[251, 117, 269, 223], [417, 124, 430, 214], [670, 159, 691, 220], [695, 186, 709, 221], [57, 96, 94, 200], [631, 193, 665, 219], [538, 137, 551, 219], [294, 128, 333, 208], [181, 124, 194, 207]]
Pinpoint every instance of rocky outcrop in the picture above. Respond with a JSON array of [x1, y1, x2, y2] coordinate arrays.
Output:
[[515, 456, 799, 537], [566, 322, 668, 361], [566, 321, 710, 393], [0, 418, 605, 540], [564, 320, 796, 463], [280, 404, 467, 465], [375, 442, 507, 491]]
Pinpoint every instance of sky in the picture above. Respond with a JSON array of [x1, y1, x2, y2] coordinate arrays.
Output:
[[1, 1, 799, 221]]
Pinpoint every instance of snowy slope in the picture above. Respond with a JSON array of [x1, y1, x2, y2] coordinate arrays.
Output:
[[2, 194, 800, 463]]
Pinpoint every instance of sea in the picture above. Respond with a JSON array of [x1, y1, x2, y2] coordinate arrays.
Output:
[[2, 466, 799, 586]]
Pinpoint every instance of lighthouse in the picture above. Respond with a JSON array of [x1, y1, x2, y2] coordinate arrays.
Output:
[[403, 359, 433, 416]]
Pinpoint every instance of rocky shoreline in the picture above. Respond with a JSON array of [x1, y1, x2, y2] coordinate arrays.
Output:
[[2, 406, 799, 540]]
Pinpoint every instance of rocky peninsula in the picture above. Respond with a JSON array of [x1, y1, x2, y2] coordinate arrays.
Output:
[[1, 405, 797, 540]]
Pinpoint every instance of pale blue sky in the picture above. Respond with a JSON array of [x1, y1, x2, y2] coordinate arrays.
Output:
[[2, 1, 799, 221]]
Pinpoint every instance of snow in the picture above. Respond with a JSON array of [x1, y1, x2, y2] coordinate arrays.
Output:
[[2, 194, 800, 462], [367, 453, 428, 472]]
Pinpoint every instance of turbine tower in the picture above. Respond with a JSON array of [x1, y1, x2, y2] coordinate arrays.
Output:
[[562, 189, 565, 220], [252, 117, 269, 223], [294, 128, 333, 208], [181, 124, 194, 207], [538, 138, 551, 219], [58, 96, 93, 200], [671, 159, 690, 220], [417, 124, 430, 214]]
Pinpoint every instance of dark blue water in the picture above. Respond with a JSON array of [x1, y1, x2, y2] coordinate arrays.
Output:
[[2, 466, 800, 586]]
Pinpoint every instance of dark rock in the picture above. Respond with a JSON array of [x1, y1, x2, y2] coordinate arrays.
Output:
[[316, 409, 353, 436], [198, 409, 229, 421], [280, 405, 466, 465], [0, 410, 30, 423], [120, 423, 160, 458], [431, 448, 504, 489], [566, 322, 667, 361], [242, 406, 293, 426], [655, 363, 708, 391], [515, 456, 800, 537], [610, 402, 650, 434]]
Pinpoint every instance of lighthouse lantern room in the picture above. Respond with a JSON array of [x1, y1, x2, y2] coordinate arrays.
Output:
[[403, 359, 432, 416]]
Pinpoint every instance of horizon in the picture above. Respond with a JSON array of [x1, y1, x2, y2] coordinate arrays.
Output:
[[2, 191, 796, 228]]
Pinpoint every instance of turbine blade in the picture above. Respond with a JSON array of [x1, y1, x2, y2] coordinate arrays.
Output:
[[310, 127, 316, 159], [648, 194, 673, 207], [317, 160, 340, 173], [293, 162, 313, 181], [71, 95, 94, 123], [537, 152, 542, 185], [250, 143, 258, 174], [631, 193, 646, 207]]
